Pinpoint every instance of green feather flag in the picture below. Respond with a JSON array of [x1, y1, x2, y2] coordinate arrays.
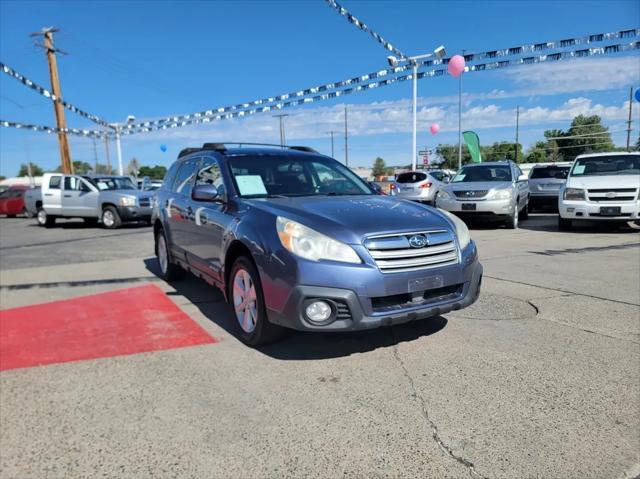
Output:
[[463, 131, 482, 163]]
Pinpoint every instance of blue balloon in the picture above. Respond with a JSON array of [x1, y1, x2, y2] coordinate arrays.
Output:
[[160, 144, 167, 152], [635, 88, 640, 103]]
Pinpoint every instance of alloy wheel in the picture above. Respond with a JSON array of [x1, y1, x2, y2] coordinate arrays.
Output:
[[232, 268, 258, 333]]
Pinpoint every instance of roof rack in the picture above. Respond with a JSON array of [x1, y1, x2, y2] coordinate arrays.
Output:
[[178, 143, 320, 159]]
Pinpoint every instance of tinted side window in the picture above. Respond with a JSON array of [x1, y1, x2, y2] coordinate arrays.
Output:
[[64, 177, 80, 190], [196, 158, 226, 196], [172, 159, 198, 197], [49, 176, 62, 189], [163, 162, 180, 190]]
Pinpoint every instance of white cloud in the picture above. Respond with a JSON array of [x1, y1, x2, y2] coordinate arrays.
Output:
[[501, 56, 640, 96]]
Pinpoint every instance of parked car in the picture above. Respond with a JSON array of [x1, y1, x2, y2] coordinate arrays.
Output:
[[367, 181, 386, 195], [393, 170, 450, 205], [435, 161, 530, 229], [153, 143, 482, 346], [528, 163, 572, 211], [0, 185, 28, 217], [558, 152, 639, 230], [32, 173, 154, 228], [137, 177, 164, 191]]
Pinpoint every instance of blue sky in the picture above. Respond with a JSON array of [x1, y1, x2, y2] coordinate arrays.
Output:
[[1, 0, 639, 176]]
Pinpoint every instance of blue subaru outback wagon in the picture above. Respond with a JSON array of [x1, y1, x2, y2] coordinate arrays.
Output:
[[153, 143, 483, 346]]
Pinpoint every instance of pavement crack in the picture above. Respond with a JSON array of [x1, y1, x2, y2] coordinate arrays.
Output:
[[527, 300, 640, 345], [389, 327, 488, 479]]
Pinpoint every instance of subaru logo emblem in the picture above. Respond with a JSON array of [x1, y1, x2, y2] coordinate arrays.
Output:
[[409, 234, 428, 248]]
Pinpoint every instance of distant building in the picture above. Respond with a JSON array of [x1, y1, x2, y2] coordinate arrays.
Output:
[[0, 176, 42, 187]]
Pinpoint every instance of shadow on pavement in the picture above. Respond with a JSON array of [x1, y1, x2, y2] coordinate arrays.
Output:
[[518, 213, 640, 234], [144, 258, 448, 360], [26, 219, 150, 229]]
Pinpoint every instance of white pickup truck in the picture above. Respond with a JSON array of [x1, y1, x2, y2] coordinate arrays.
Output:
[[558, 152, 640, 229], [29, 173, 154, 228]]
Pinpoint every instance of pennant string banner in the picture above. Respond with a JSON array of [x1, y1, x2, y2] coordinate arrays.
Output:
[[117, 40, 640, 136], [324, 0, 408, 60], [119, 28, 639, 134], [1, 29, 638, 138], [0, 63, 112, 128], [0, 120, 105, 138]]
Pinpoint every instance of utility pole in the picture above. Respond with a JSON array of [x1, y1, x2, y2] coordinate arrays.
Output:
[[104, 134, 112, 173], [31, 27, 73, 174], [515, 105, 520, 163], [273, 114, 288, 147], [326, 131, 337, 157], [92, 137, 99, 173], [626, 87, 633, 152], [458, 49, 465, 171], [344, 106, 349, 167]]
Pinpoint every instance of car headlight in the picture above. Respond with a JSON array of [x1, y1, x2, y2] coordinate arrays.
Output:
[[437, 190, 452, 200], [276, 217, 361, 264], [438, 209, 471, 250], [491, 189, 512, 200], [563, 188, 585, 201], [119, 196, 136, 207]]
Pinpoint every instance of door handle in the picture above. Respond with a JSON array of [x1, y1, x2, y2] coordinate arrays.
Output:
[[44, 193, 53, 197], [64, 194, 72, 198]]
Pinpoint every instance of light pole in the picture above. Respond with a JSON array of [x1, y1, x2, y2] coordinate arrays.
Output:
[[326, 131, 337, 157], [273, 114, 288, 147], [111, 115, 136, 176], [388, 45, 446, 171]]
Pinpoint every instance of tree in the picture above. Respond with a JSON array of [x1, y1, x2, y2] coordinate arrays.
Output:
[[372, 157, 387, 177], [127, 158, 140, 178], [0, 176, 6, 181], [547, 115, 614, 161], [138, 165, 167, 179], [482, 142, 524, 163], [94, 164, 116, 174], [435, 144, 471, 169], [17, 163, 44, 177], [54, 161, 92, 174]]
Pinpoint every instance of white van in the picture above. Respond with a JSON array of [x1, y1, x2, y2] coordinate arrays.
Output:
[[558, 152, 639, 229]]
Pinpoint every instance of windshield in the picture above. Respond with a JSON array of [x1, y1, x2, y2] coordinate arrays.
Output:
[[88, 177, 137, 191], [452, 165, 512, 183], [570, 155, 640, 177], [228, 155, 373, 198], [396, 172, 427, 183], [530, 166, 570, 179]]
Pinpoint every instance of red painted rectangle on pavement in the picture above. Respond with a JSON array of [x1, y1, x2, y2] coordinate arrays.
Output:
[[0, 284, 216, 371]]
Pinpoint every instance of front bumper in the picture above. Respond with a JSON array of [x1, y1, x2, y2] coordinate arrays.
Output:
[[436, 196, 513, 217], [558, 200, 640, 221], [117, 206, 152, 221], [264, 243, 483, 332]]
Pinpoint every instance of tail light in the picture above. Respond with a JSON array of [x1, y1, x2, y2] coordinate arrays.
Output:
[[420, 182, 433, 189], [390, 184, 396, 189]]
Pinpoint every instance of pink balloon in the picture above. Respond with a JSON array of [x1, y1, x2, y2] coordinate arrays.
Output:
[[430, 123, 440, 135], [447, 54, 466, 78]]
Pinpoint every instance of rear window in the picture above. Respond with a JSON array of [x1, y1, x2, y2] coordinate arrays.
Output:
[[530, 166, 570, 179], [396, 172, 427, 183], [49, 176, 62, 189]]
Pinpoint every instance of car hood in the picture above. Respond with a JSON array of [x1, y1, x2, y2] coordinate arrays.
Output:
[[565, 174, 640, 189], [447, 181, 513, 192], [244, 195, 454, 245], [101, 189, 151, 198]]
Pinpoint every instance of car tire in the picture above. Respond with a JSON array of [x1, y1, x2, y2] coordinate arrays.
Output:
[[519, 200, 529, 221], [228, 256, 285, 346], [505, 202, 519, 229], [155, 227, 184, 282], [37, 208, 55, 228], [101, 206, 122, 229], [558, 217, 572, 231]]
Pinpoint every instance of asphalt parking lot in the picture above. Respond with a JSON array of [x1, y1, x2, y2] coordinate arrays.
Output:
[[0, 215, 639, 479]]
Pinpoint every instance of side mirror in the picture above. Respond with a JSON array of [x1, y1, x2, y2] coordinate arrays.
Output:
[[518, 174, 528, 182], [443, 176, 450, 183], [192, 184, 222, 202]]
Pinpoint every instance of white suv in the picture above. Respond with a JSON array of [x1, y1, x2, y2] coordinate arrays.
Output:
[[558, 152, 639, 230]]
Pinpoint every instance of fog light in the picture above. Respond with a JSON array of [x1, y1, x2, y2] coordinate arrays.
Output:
[[305, 301, 332, 322], [567, 207, 575, 213]]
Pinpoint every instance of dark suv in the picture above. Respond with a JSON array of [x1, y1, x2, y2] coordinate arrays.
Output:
[[153, 143, 483, 346]]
